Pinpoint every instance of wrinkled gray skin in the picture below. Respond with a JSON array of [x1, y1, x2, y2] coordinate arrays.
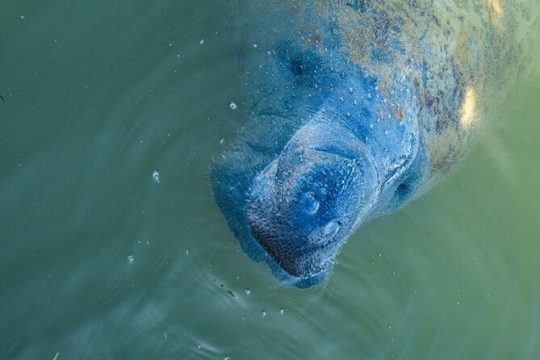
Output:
[[212, 0, 537, 287]]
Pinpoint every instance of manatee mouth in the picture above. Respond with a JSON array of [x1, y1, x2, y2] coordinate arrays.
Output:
[[247, 214, 340, 278]]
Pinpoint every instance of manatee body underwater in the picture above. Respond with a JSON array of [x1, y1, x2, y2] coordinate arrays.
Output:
[[211, 1, 536, 287]]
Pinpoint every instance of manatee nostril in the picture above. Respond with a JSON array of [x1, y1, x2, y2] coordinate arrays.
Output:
[[322, 220, 341, 239], [300, 192, 320, 215]]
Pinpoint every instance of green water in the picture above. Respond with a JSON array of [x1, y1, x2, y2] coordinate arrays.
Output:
[[1, 1, 539, 359]]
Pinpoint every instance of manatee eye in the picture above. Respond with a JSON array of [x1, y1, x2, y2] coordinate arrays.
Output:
[[322, 221, 341, 238], [300, 192, 320, 215], [290, 58, 304, 76]]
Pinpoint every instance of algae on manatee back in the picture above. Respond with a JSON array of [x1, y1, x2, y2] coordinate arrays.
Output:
[[325, 0, 538, 175]]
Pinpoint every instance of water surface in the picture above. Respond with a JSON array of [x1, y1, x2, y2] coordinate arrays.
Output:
[[1, 1, 540, 359]]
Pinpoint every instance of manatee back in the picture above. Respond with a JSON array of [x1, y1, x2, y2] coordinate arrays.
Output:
[[324, 0, 539, 177]]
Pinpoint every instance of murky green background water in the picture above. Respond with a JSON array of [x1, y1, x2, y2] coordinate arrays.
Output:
[[1, 1, 539, 359]]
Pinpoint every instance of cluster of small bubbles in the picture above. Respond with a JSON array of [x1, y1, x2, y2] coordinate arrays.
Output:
[[152, 170, 160, 183], [229, 102, 238, 110]]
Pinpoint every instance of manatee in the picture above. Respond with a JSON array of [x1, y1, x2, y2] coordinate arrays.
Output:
[[211, 1, 538, 287]]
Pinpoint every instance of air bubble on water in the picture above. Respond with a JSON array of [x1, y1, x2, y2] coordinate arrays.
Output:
[[229, 102, 238, 110], [152, 170, 160, 183], [127, 255, 135, 264]]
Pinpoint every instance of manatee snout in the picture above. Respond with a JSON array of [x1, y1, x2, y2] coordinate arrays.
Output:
[[247, 122, 379, 279]]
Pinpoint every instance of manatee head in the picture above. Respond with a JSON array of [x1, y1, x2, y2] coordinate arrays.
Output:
[[247, 121, 379, 281]]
